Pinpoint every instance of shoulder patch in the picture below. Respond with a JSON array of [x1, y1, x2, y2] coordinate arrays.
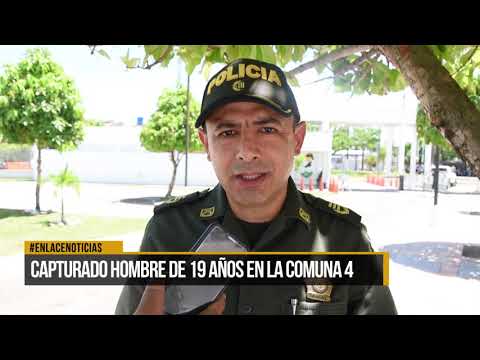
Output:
[[302, 192, 362, 226], [153, 189, 210, 215]]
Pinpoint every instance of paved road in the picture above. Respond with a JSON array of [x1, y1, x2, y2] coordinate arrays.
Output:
[[1, 180, 479, 314]]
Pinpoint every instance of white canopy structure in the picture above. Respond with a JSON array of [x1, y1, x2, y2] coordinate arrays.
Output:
[[291, 82, 423, 188]]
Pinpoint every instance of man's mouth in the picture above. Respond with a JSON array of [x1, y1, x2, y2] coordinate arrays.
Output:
[[237, 173, 265, 180], [234, 172, 268, 185]]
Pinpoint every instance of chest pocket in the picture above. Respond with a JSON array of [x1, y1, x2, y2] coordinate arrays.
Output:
[[283, 301, 348, 315]]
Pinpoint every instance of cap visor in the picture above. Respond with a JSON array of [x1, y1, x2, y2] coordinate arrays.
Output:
[[195, 95, 294, 128]]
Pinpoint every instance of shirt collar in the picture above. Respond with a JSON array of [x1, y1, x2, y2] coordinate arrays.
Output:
[[198, 177, 311, 230]]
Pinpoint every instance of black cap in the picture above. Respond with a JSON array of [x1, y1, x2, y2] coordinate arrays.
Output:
[[195, 58, 301, 128]]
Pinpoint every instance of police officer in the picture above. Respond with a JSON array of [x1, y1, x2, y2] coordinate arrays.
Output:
[[115, 58, 397, 315]]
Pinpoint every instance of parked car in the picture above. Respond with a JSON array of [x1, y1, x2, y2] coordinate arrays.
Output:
[[433, 165, 457, 187]]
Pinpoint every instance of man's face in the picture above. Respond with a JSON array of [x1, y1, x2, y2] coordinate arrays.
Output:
[[198, 101, 306, 210]]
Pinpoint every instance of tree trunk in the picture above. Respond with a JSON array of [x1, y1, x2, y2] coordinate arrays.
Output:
[[379, 45, 480, 178], [361, 148, 365, 170], [35, 147, 42, 212], [61, 188, 65, 225], [166, 151, 179, 198]]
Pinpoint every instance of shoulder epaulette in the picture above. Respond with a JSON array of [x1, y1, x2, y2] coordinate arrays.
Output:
[[153, 188, 210, 215], [302, 192, 362, 226]]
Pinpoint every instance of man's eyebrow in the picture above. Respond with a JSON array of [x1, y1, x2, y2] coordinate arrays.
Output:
[[214, 121, 239, 131], [253, 116, 283, 126], [212, 116, 284, 131]]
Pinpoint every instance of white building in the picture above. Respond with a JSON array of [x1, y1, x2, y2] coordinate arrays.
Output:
[[293, 86, 422, 188], [23, 87, 423, 189], [34, 126, 218, 186]]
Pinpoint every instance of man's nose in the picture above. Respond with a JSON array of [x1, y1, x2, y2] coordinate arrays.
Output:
[[236, 133, 260, 161]]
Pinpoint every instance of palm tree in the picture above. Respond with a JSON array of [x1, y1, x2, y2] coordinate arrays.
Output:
[[49, 165, 80, 225]]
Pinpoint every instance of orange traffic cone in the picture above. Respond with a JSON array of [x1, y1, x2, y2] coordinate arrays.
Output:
[[309, 177, 314, 191], [299, 177, 304, 190], [328, 178, 334, 192], [329, 177, 338, 193]]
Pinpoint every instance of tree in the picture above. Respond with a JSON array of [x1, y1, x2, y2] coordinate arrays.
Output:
[[91, 45, 480, 178], [332, 126, 352, 155], [49, 165, 80, 225], [140, 86, 202, 198], [417, 93, 480, 163], [365, 154, 377, 170], [294, 153, 306, 173], [351, 128, 380, 170], [417, 105, 458, 162], [0, 48, 85, 212], [378, 146, 387, 172]]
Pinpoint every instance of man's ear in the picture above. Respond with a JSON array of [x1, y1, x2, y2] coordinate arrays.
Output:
[[198, 128, 211, 161], [293, 121, 306, 156]]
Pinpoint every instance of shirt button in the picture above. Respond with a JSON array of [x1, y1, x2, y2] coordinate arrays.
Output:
[[241, 305, 253, 314]]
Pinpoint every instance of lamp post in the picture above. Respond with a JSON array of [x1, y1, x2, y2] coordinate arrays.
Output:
[[184, 73, 190, 187]]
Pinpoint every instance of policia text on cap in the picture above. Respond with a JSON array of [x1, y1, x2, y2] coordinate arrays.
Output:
[[116, 58, 397, 315]]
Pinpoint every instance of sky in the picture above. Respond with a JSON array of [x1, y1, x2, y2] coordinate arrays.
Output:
[[0, 45, 419, 127]]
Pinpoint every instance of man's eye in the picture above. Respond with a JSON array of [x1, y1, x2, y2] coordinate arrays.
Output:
[[261, 127, 277, 134], [219, 130, 236, 137]]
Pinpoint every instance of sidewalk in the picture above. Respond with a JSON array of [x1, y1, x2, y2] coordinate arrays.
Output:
[[1, 180, 479, 314]]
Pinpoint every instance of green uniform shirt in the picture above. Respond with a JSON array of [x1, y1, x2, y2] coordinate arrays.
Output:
[[115, 177, 397, 315]]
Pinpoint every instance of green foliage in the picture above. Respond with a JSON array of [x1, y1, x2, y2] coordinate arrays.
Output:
[[49, 165, 81, 197], [49, 165, 80, 224], [140, 86, 202, 153], [0, 48, 85, 151], [294, 153, 305, 172], [96, 45, 480, 98], [0, 212, 148, 256], [95, 45, 309, 78], [84, 118, 105, 127], [429, 45, 480, 96], [365, 154, 377, 169], [379, 146, 386, 161], [178, 46, 208, 75], [93, 45, 414, 96], [332, 127, 380, 160], [351, 128, 380, 151], [416, 105, 454, 153], [332, 126, 352, 154], [94, 44, 480, 176], [306, 123, 320, 132]]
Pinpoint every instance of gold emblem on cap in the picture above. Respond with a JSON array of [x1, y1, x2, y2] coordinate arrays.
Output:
[[328, 202, 350, 215], [200, 206, 215, 218], [207, 62, 282, 95], [298, 208, 310, 224], [306, 284, 333, 302], [232, 80, 245, 92]]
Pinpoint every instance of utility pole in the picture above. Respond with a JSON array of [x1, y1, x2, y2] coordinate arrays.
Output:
[[433, 145, 440, 205], [184, 73, 190, 187]]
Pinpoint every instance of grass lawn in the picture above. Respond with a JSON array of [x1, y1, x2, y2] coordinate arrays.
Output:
[[0, 209, 148, 255]]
